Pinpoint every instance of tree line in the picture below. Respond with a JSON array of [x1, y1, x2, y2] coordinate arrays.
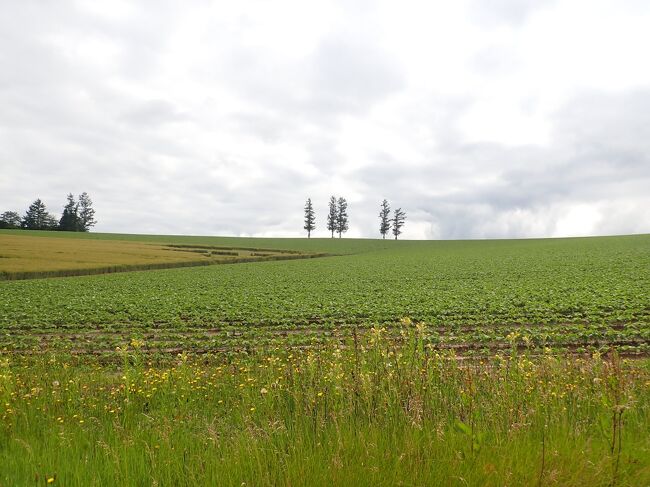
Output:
[[0, 193, 97, 232], [304, 197, 406, 239]]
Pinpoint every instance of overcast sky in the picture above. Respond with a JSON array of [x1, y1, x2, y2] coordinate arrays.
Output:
[[1, 0, 649, 239]]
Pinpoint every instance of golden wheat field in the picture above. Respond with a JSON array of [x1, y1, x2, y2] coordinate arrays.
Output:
[[0, 233, 309, 280]]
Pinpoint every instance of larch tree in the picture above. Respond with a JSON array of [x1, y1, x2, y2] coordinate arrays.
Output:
[[392, 208, 406, 240], [336, 197, 349, 238], [303, 198, 315, 238], [326, 196, 337, 238], [379, 199, 391, 239]]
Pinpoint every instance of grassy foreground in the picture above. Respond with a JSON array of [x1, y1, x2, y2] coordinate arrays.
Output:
[[1, 326, 649, 486]]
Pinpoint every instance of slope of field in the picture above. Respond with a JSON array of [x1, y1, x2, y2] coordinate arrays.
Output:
[[1, 232, 649, 357], [0, 232, 321, 280]]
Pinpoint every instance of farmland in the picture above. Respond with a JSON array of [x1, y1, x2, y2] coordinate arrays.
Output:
[[1, 231, 649, 358], [0, 230, 649, 485], [0, 232, 319, 280]]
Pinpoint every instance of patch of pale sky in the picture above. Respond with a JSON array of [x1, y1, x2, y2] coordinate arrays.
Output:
[[553, 204, 602, 237]]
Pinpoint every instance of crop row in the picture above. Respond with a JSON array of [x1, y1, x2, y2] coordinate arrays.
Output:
[[2, 320, 649, 360]]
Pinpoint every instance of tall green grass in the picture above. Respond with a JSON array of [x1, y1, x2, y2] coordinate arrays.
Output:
[[1, 325, 648, 486]]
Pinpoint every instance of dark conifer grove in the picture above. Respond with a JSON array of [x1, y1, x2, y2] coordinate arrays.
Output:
[[0, 211, 21, 229], [59, 193, 79, 231], [0, 193, 97, 232]]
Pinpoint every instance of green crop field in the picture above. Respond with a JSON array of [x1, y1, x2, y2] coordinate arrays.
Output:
[[1, 230, 649, 485], [1, 231, 649, 357]]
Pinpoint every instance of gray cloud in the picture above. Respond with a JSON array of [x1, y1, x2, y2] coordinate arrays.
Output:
[[349, 89, 650, 238], [120, 100, 189, 127], [1, 1, 649, 239], [309, 39, 405, 114]]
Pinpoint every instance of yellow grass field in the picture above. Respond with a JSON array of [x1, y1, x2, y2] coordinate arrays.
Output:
[[0, 233, 310, 280]]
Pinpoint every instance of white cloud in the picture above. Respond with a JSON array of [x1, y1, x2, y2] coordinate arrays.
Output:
[[1, 0, 649, 239], [553, 204, 601, 237]]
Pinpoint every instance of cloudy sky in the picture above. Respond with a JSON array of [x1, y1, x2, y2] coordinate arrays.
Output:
[[1, 0, 649, 239]]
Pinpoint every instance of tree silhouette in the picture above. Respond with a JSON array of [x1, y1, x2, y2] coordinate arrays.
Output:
[[303, 198, 315, 238], [336, 197, 349, 238], [392, 208, 406, 240], [78, 192, 96, 231], [379, 199, 391, 239], [59, 193, 80, 231], [0, 211, 21, 229], [22, 199, 56, 230], [326, 196, 337, 238]]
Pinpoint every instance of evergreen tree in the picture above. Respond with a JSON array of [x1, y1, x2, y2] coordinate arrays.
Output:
[[379, 199, 391, 239], [43, 213, 59, 230], [303, 198, 315, 238], [326, 196, 337, 238], [336, 197, 349, 238], [22, 199, 51, 230], [0, 211, 21, 229], [58, 193, 80, 231], [78, 192, 96, 231], [392, 208, 406, 240]]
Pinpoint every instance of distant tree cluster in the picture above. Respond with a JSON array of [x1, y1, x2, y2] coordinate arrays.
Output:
[[305, 196, 347, 238], [380, 199, 406, 240], [0, 193, 97, 232], [303, 197, 406, 239], [305, 196, 350, 238], [323, 196, 348, 238]]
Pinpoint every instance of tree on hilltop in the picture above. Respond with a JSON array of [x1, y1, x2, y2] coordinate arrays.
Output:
[[303, 198, 315, 238], [22, 199, 57, 230], [379, 199, 391, 239], [59, 193, 80, 231], [77, 192, 96, 231], [0, 211, 21, 229], [336, 197, 349, 238], [326, 196, 337, 238], [392, 208, 406, 240]]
